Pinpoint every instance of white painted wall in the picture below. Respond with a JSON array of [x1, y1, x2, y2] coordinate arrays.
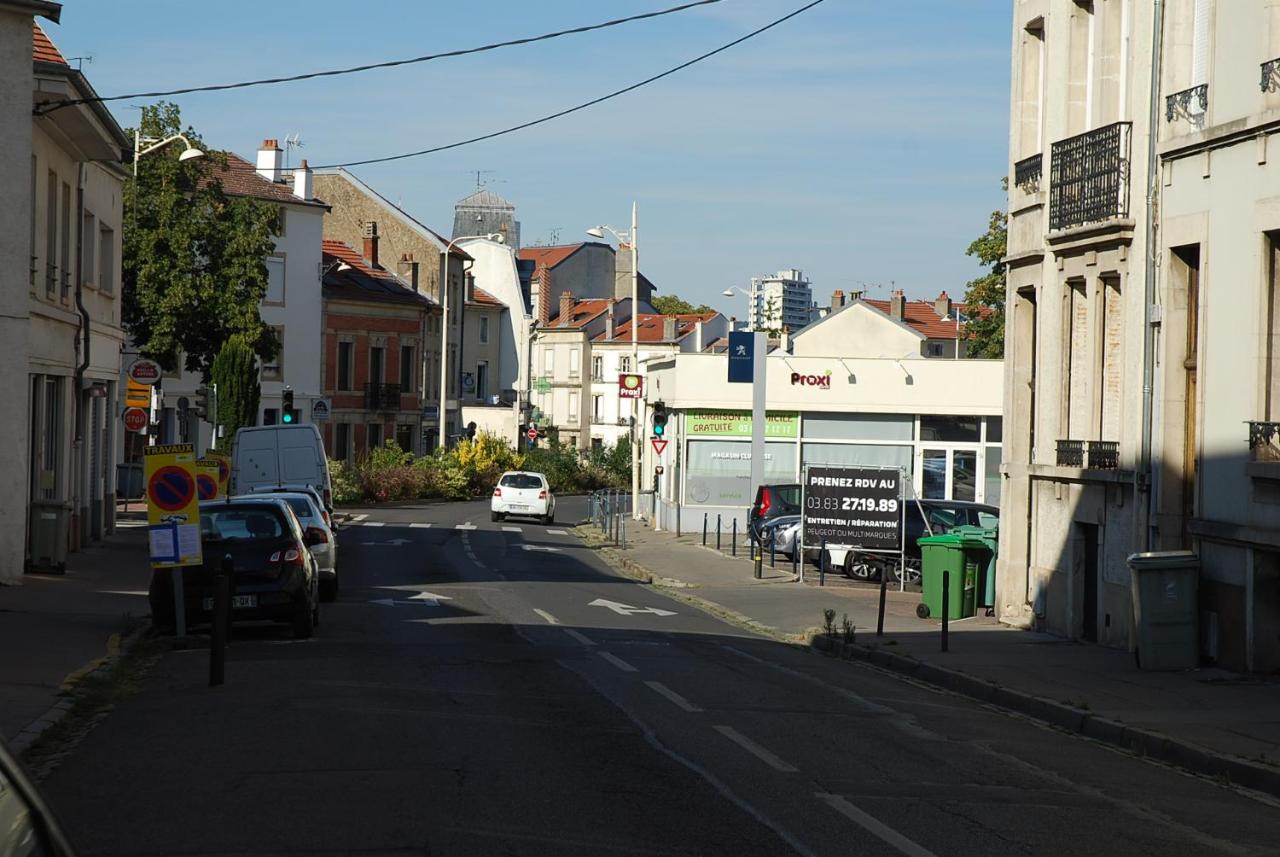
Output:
[[792, 302, 923, 359], [458, 237, 528, 395]]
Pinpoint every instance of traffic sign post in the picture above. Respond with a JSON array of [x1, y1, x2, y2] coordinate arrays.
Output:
[[145, 444, 203, 636], [123, 407, 148, 433], [527, 426, 539, 440], [196, 461, 219, 501]]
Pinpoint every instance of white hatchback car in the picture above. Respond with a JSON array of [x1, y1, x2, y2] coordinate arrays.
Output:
[[491, 471, 556, 524]]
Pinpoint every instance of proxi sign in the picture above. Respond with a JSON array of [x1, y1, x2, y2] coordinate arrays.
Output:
[[790, 370, 832, 389]]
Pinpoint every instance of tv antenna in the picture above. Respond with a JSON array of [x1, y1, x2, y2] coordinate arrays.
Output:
[[547, 227, 562, 244], [67, 54, 93, 70], [472, 169, 496, 190], [284, 134, 304, 170]]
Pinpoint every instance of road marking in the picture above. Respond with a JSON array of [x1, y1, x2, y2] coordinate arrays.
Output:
[[548, 529, 568, 535], [410, 522, 432, 529], [713, 725, 798, 772], [563, 629, 596, 646], [369, 598, 443, 607], [362, 521, 385, 527], [645, 681, 703, 712], [533, 608, 560, 625], [598, 652, 637, 673], [589, 598, 676, 617], [351, 513, 369, 522], [456, 523, 477, 530], [359, 538, 411, 546], [502, 525, 522, 532], [817, 794, 938, 857], [521, 544, 561, 553]]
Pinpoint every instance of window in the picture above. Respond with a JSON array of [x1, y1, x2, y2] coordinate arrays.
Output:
[[1098, 276, 1123, 441], [33, 376, 63, 500], [1018, 21, 1045, 158], [368, 422, 384, 449], [261, 326, 284, 381], [1066, 1, 1094, 135], [1267, 233, 1280, 420], [334, 422, 352, 461], [29, 156, 36, 288], [919, 416, 980, 443], [476, 361, 489, 401], [592, 355, 604, 381], [265, 256, 285, 303], [569, 348, 580, 377], [593, 395, 603, 421], [1064, 280, 1089, 438], [544, 348, 554, 374], [400, 344, 414, 391], [45, 171, 57, 294], [81, 210, 96, 286], [337, 341, 353, 391], [620, 355, 632, 373], [98, 224, 114, 294], [449, 345, 458, 395], [479, 316, 489, 344], [395, 424, 414, 453], [263, 408, 279, 425], [928, 342, 944, 357], [425, 352, 435, 399], [60, 182, 70, 299], [369, 346, 384, 384], [569, 391, 579, 420]]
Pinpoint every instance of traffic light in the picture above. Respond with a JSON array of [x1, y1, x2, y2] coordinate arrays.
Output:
[[194, 385, 211, 419], [281, 387, 295, 424], [652, 401, 668, 437]]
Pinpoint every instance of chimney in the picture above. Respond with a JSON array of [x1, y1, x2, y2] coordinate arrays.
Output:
[[465, 271, 476, 304], [663, 315, 677, 341], [890, 289, 905, 321], [614, 243, 634, 301], [362, 221, 380, 269], [605, 299, 616, 341], [537, 264, 552, 327], [559, 290, 574, 326], [256, 138, 283, 183], [397, 253, 420, 292], [831, 289, 845, 312], [695, 319, 705, 351], [934, 290, 952, 319], [780, 324, 791, 353], [292, 158, 313, 201]]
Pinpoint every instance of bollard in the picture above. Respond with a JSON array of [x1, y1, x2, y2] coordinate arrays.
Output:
[[676, 507, 681, 538], [732, 518, 738, 557], [876, 563, 888, 637], [702, 513, 708, 546], [621, 512, 626, 549], [792, 542, 799, 578], [941, 569, 950, 653], [820, 538, 827, 587], [210, 555, 233, 687], [770, 529, 777, 568], [754, 529, 763, 580], [716, 515, 722, 552]]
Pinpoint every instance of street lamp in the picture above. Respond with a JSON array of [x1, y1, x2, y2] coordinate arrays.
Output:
[[588, 203, 641, 519], [132, 131, 204, 176], [439, 233, 503, 448]]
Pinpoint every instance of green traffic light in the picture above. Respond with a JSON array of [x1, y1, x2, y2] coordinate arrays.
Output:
[[282, 411, 294, 424], [654, 424, 664, 436]]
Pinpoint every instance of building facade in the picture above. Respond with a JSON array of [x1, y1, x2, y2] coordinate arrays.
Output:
[[748, 269, 816, 333], [452, 188, 520, 250]]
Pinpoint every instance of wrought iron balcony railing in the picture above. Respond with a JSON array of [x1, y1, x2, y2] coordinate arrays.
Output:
[[1249, 421, 1280, 461], [1014, 153, 1042, 192], [1049, 122, 1132, 232], [1262, 59, 1280, 92], [1165, 84, 1208, 123], [364, 382, 403, 411], [1087, 441, 1120, 470], [1056, 439, 1084, 468]]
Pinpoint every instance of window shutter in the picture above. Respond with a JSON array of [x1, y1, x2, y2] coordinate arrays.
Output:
[[1191, 0, 1211, 86]]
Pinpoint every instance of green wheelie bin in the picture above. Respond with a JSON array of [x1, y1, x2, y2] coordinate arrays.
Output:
[[951, 525, 999, 613], [917, 533, 977, 620]]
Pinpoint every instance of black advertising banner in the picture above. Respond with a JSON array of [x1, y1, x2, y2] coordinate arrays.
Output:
[[802, 465, 903, 552]]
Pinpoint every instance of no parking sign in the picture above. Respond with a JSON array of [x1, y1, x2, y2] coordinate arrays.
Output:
[[144, 444, 203, 568]]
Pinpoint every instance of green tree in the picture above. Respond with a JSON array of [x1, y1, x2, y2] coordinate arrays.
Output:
[[123, 102, 280, 378], [211, 335, 260, 450], [652, 294, 714, 315], [961, 182, 1008, 359]]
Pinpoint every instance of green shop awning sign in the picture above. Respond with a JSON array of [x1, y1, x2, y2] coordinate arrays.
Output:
[[687, 410, 798, 438]]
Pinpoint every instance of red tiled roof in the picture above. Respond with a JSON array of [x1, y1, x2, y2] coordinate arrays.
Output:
[[553, 298, 611, 328], [519, 244, 583, 270], [862, 298, 974, 339], [33, 23, 67, 66], [322, 239, 429, 308], [469, 287, 504, 307], [201, 153, 328, 208], [603, 313, 708, 343]]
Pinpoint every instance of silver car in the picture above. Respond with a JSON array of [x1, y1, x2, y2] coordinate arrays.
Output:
[[758, 514, 802, 560], [249, 491, 339, 602]]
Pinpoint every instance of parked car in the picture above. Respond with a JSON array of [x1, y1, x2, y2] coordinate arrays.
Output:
[[249, 483, 334, 529], [0, 736, 78, 855], [230, 424, 333, 513], [757, 513, 802, 560], [149, 497, 321, 638], [491, 471, 555, 524], [815, 499, 999, 584], [748, 483, 801, 543], [260, 491, 338, 602]]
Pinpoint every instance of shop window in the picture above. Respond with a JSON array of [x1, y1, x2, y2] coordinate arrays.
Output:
[[803, 413, 913, 441], [920, 415, 980, 443]]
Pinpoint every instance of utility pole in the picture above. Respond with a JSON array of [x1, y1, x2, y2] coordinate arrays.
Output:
[[631, 202, 640, 520]]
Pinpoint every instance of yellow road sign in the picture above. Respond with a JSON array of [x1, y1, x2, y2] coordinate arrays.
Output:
[[125, 378, 151, 409], [144, 444, 202, 568]]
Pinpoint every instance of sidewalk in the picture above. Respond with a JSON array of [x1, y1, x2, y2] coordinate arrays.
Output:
[[581, 517, 1280, 796], [0, 515, 152, 744]]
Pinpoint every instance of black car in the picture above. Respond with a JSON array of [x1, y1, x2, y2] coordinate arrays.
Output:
[[748, 483, 802, 542], [810, 498, 999, 583], [0, 736, 78, 855], [149, 498, 321, 638]]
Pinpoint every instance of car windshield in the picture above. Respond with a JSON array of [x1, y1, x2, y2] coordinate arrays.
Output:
[[282, 497, 316, 521], [202, 508, 285, 541], [976, 510, 999, 529], [500, 474, 543, 489]]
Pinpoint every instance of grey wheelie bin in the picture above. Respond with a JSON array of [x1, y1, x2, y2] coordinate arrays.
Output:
[[1127, 550, 1199, 671]]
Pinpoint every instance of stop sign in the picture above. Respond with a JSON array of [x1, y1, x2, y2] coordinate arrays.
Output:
[[122, 407, 148, 433], [527, 426, 539, 440]]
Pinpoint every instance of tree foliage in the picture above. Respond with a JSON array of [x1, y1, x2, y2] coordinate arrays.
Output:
[[211, 334, 260, 450], [652, 294, 714, 315], [123, 102, 280, 379], [962, 184, 1008, 359]]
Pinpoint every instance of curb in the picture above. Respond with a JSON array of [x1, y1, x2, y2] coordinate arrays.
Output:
[[809, 635, 1280, 799]]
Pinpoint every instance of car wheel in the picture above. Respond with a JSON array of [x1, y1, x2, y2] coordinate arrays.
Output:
[[844, 556, 876, 580], [543, 512, 554, 525], [320, 577, 338, 603], [293, 596, 315, 639], [491, 511, 503, 522], [916, 603, 930, 619]]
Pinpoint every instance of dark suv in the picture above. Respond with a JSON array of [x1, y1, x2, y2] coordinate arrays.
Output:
[[749, 483, 802, 542], [149, 497, 321, 638]]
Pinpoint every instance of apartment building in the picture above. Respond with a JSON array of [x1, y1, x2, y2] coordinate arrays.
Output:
[[748, 270, 817, 333]]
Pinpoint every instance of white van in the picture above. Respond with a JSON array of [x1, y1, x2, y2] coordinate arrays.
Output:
[[230, 424, 333, 512]]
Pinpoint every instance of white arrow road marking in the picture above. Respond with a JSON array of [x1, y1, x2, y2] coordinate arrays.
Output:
[[547, 529, 568, 535], [588, 598, 677, 617], [521, 544, 562, 553], [455, 523, 477, 530], [533, 608, 560, 625], [409, 591, 451, 601], [359, 538, 412, 546], [368, 595, 447, 607]]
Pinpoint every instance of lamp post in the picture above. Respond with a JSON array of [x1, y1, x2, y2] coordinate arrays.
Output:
[[439, 234, 503, 449], [588, 203, 640, 519], [133, 130, 204, 176]]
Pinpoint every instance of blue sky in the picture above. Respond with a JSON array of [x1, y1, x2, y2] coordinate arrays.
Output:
[[46, 0, 1011, 317]]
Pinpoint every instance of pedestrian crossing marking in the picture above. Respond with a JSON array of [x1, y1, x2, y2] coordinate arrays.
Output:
[[547, 529, 568, 535], [502, 526, 522, 532], [410, 522, 432, 529]]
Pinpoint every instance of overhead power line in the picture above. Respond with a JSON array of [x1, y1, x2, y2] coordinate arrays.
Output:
[[253, 0, 827, 171], [35, 0, 721, 115]]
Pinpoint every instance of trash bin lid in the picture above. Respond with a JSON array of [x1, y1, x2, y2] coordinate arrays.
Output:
[[917, 533, 965, 547], [1126, 550, 1199, 570]]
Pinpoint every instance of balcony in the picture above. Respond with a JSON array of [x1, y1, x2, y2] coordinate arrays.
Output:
[[1263, 59, 1280, 92], [1014, 153, 1042, 193], [1056, 439, 1084, 468], [1165, 83, 1208, 124], [1087, 441, 1120, 470], [1249, 421, 1280, 462], [1048, 121, 1131, 232], [364, 382, 403, 411]]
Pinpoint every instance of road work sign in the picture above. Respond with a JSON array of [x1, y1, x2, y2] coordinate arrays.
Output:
[[202, 450, 230, 498], [145, 444, 202, 568]]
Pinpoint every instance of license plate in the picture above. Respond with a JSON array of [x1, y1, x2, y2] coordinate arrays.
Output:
[[203, 595, 257, 610], [509, 504, 528, 511]]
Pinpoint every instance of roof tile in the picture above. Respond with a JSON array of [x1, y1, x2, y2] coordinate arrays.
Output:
[[33, 22, 67, 66]]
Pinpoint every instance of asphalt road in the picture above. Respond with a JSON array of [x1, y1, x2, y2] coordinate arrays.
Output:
[[42, 497, 1280, 856]]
